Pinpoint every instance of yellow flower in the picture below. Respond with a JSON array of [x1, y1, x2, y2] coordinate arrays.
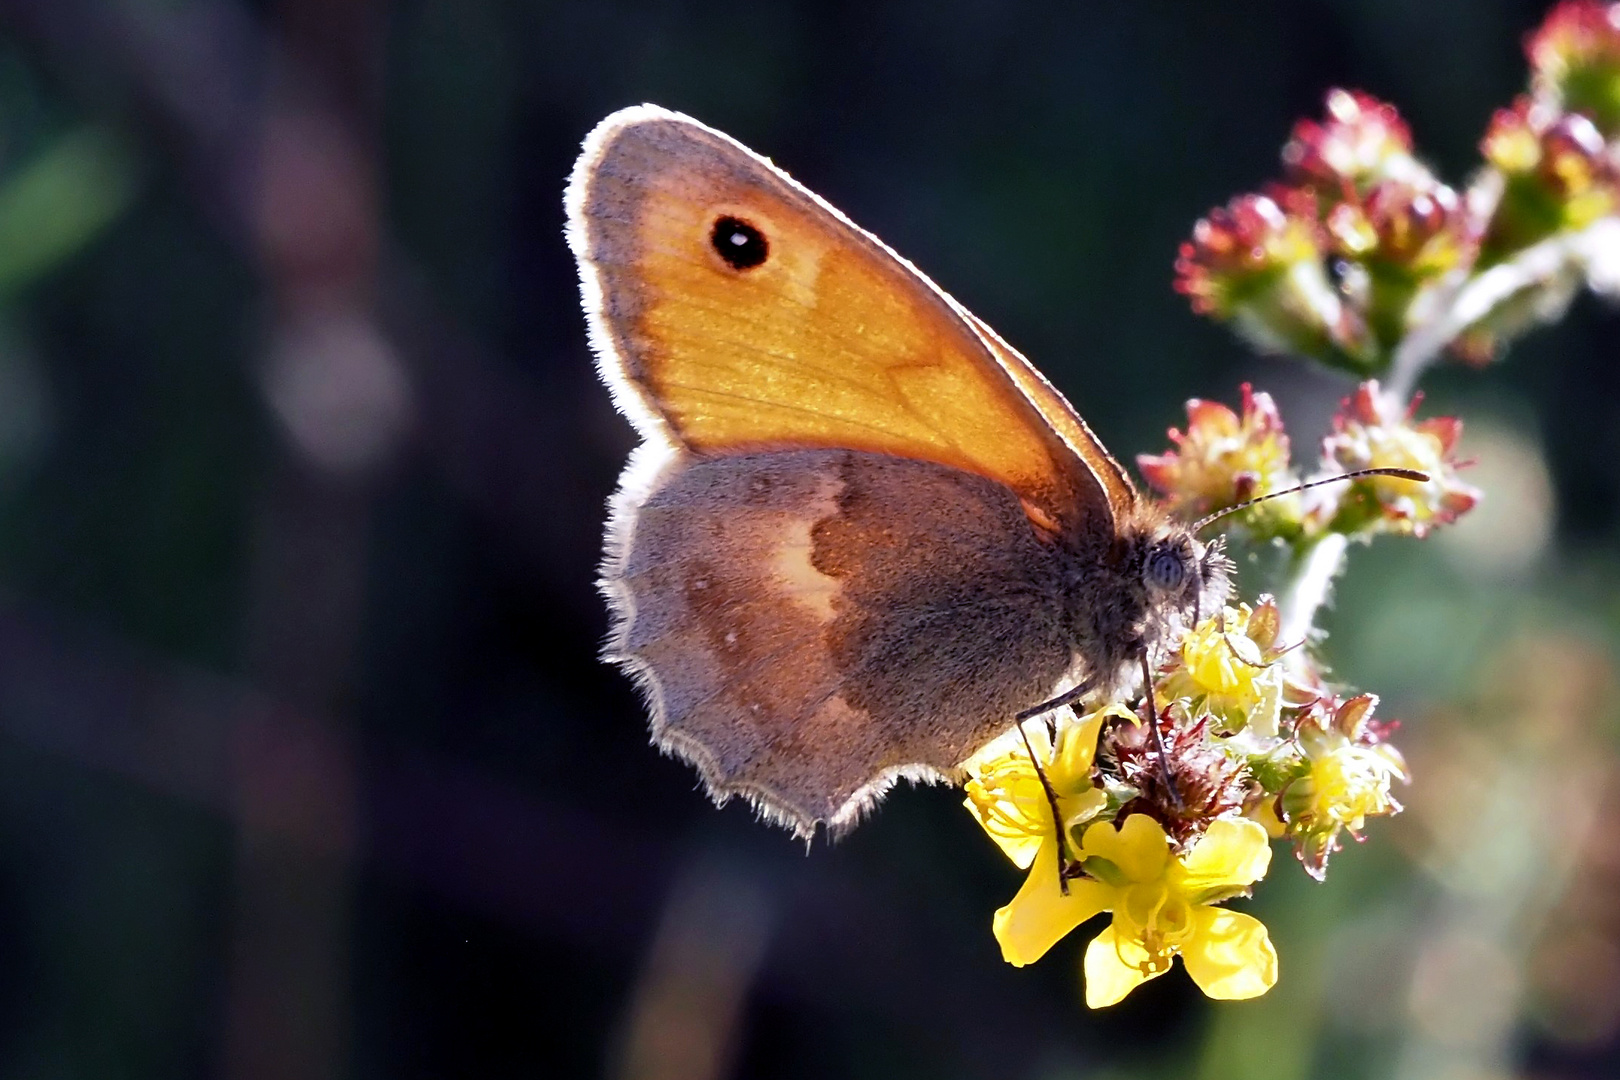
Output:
[[1159, 603, 1285, 736], [1282, 706, 1407, 879], [993, 814, 1278, 1008], [963, 705, 1124, 868]]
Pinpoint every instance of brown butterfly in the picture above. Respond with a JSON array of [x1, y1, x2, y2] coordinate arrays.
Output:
[[566, 105, 1230, 839]]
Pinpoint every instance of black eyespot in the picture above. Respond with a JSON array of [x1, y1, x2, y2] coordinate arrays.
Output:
[[711, 216, 768, 270], [1144, 546, 1188, 594]]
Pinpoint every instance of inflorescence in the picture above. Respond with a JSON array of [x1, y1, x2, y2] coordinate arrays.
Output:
[[966, 1, 1619, 1008]]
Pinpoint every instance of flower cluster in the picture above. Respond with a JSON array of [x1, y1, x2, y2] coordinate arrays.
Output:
[[1178, 5, 1620, 373], [1319, 381, 1481, 537], [1172, 193, 1347, 361], [967, 5, 1600, 1015], [1480, 98, 1618, 267], [1175, 88, 1473, 371], [965, 603, 1408, 1006], [975, 376, 1470, 1008], [1138, 381, 1478, 544], [1274, 693, 1408, 880]]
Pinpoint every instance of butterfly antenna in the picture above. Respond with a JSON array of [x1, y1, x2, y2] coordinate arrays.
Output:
[[1191, 468, 1429, 534]]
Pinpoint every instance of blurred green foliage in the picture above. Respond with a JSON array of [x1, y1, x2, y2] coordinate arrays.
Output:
[[0, 129, 135, 300]]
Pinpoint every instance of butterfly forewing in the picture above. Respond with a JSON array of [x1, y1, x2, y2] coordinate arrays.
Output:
[[567, 104, 1130, 538]]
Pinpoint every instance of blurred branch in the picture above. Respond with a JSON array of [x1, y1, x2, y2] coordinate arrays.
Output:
[[610, 866, 771, 1080]]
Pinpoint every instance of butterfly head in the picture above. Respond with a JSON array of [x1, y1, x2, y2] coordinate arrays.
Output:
[[1137, 521, 1231, 635], [1072, 510, 1232, 684]]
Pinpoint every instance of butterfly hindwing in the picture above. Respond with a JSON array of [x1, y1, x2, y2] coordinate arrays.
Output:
[[606, 449, 1076, 835]]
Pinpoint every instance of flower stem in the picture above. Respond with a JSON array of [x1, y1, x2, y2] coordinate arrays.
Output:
[[1386, 217, 1613, 399], [1278, 533, 1350, 658], [1276, 216, 1611, 649]]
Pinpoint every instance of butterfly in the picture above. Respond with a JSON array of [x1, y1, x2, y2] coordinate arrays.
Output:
[[566, 105, 1230, 839]]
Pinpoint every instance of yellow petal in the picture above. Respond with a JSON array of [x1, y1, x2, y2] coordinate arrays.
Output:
[[1179, 817, 1272, 891], [1083, 921, 1162, 1008], [1052, 706, 1120, 790], [968, 804, 1046, 869], [1080, 814, 1170, 883], [993, 838, 1111, 967], [1062, 787, 1110, 833], [1181, 908, 1278, 1000], [962, 732, 1056, 869], [1247, 666, 1284, 739], [962, 720, 1052, 774]]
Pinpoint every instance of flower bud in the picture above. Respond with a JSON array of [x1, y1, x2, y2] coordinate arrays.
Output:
[[1479, 99, 1619, 265], [1527, 1, 1620, 137], [1280, 696, 1407, 880], [1282, 89, 1429, 194], [1318, 381, 1481, 538], [1138, 384, 1300, 532], [1158, 601, 1288, 736], [1174, 194, 1363, 364], [1325, 180, 1473, 351]]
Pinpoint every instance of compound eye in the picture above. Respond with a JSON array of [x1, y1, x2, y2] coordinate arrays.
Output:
[[1145, 546, 1187, 594]]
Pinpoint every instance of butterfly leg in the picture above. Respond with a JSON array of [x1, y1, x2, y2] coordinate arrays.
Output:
[[1016, 721, 1072, 895], [1014, 675, 1098, 722], [1139, 651, 1184, 811]]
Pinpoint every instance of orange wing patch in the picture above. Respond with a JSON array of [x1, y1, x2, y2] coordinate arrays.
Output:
[[965, 313, 1139, 521], [567, 105, 1128, 539]]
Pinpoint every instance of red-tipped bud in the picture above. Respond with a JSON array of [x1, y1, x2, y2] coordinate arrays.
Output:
[[1282, 89, 1426, 193], [1318, 381, 1480, 538], [1479, 99, 1619, 263], [1175, 194, 1320, 316], [1175, 194, 1364, 362], [1528, 1, 1620, 136], [1139, 384, 1299, 529]]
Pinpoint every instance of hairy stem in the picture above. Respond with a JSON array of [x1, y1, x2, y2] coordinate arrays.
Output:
[[1278, 533, 1349, 658], [1386, 218, 1613, 399]]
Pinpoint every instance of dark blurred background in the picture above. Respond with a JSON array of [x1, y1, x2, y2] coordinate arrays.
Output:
[[0, 1, 1614, 1078]]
